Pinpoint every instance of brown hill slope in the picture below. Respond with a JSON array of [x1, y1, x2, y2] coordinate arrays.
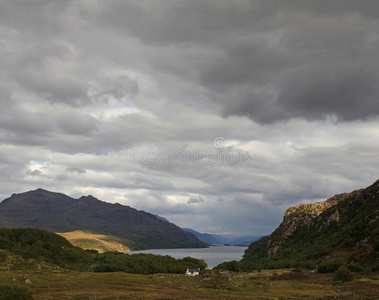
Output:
[[56, 230, 131, 253]]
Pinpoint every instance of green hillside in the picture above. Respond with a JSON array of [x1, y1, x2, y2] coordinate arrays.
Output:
[[0, 228, 91, 270], [241, 179, 379, 271], [0, 228, 207, 274]]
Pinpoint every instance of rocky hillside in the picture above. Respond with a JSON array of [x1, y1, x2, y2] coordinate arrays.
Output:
[[241, 180, 379, 269], [0, 189, 207, 250]]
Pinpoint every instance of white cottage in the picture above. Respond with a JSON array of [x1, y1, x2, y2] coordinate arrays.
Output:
[[185, 268, 200, 276]]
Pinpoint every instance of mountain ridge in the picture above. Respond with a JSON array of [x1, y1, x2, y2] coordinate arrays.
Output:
[[0, 189, 207, 250]]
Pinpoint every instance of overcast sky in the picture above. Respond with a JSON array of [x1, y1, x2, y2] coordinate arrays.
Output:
[[1, 0, 379, 236]]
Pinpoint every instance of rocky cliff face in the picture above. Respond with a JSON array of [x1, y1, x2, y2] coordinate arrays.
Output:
[[243, 179, 379, 266], [267, 190, 362, 256]]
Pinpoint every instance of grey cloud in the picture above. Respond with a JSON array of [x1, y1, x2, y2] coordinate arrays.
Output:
[[26, 169, 44, 177], [0, 105, 98, 148], [1, 39, 90, 107], [93, 0, 379, 123], [0, 0, 68, 38], [66, 166, 86, 174], [187, 197, 204, 204], [2, 0, 379, 122], [56, 111, 98, 135], [199, 12, 379, 122], [55, 174, 68, 181], [90, 75, 139, 103], [276, 65, 379, 122], [0, 108, 51, 137], [17, 73, 90, 107]]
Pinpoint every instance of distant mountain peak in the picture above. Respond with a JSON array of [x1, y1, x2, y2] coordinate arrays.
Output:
[[78, 195, 102, 203], [80, 194, 96, 199], [32, 188, 57, 194], [0, 189, 207, 251]]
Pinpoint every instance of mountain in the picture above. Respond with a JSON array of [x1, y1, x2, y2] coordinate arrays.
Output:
[[183, 228, 223, 245], [154, 214, 173, 224], [0, 189, 207, 250], [231, 236, 264, 246], [241, 179, 379, 270], [183, 228, 262, 246]]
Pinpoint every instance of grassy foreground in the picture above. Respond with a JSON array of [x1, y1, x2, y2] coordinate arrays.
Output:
[[1, 269, 378, 299]]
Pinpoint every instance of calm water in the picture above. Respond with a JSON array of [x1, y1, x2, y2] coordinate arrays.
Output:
[[127, 246, 247, 269]]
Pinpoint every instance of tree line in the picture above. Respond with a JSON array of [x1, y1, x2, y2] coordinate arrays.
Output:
[[0, 228, 207, 274]]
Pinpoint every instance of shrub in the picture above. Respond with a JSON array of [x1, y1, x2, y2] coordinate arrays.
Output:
[[346, 264, 364, 272], [0, 285, 33, 300], [292, 268, 302, 273], [300, 261, 315, 270], [213, 260, 241, 272], [317, 260, 342, 273], [0, 250, 9, 263], [373, 238, 379, 251], [333, 266, 353, 283]]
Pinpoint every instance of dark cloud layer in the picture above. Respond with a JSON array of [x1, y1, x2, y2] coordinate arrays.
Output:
[[88, 0, 379, 123], [0, 1, 378, 236]]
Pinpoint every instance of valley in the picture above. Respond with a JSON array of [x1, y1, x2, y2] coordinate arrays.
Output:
[[0, 179, 378, 299]]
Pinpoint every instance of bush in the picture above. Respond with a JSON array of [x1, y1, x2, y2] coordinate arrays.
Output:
[[346, 264, 364, 272], [213, 260, 241, 272], [0, 250, 9, 263], [240, 262, 256, 272], [333, 266, 353, 283], [292, 268, 302, 273], [300, 261, 316, 270], [0, 285, 33, 300], [93, 253, 207, 274], [373, 238, 379, 251], [317, 260, 342, 273]]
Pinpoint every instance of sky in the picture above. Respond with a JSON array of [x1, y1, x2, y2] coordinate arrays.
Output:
[[1, 0, 379, 236]]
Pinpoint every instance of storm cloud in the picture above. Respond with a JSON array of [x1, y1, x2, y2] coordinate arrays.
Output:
[[1, 1, 378, 236]]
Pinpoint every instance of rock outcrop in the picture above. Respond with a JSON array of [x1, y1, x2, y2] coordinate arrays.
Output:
[[267, 190, 362, 256], [242, 179, 379, 266]]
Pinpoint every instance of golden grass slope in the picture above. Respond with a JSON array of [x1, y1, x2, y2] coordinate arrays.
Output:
[[56, 230, 130, 253]]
